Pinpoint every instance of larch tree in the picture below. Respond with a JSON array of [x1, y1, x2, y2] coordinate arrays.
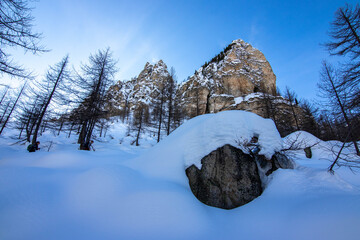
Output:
[[0, 83, 26, 135], [30, 55, 70, 145], [154, 82, 166, 143], [133, 103, 149, 146], [284, 86, 300, 131], [318, 61, 360, 155], [299, 99, 319, 137], [16, 94, 42, 141], [326, 3, 360, 112], [74, 48, 117, 150], [0, 0, 46, 78], [165, 67, 177, 135], [0, 86, 10, 105]]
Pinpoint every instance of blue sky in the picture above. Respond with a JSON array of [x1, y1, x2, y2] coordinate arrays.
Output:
[[4, 0, 359, 100]]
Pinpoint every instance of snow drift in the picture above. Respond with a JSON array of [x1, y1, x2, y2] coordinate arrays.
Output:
[[0, 111, 360, 240], [126, 110, 282, 185]]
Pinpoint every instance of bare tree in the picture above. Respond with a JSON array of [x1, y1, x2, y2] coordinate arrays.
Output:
[[0, 0, 46, 78], [317, 111, 337, 140], [299, 99, 319, 136], [165, 67, 177, 136], [30, 56, 70, 144], [0, 83, 26, 135], [172, 89, 185, 129], [0, 102, 10, 124], [133, 103, 149, 146], [318, 61, 360, 155], [16, 95, 43, 141], [326, 3, 360, 110], [284, 86, 300, 131], [153, 83, 165, 143], [0, 86, 10, 105], [74, 48, 117, 150]]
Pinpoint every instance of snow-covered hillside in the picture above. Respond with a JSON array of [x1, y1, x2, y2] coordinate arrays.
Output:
[[0, 111, 359, 240]]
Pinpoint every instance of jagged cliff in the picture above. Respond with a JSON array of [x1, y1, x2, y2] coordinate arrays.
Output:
[[178, 39, 277, 117], [106, 60, 171, 115]]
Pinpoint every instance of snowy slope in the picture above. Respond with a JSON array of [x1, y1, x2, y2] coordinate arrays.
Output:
[[0, 111, 360, 240]]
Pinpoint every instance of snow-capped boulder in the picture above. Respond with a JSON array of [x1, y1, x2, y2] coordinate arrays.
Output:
[[125, 111, 283, 185]]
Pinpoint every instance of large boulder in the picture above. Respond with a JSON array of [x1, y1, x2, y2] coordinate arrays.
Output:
[[185, 144, 263, 209], [186, 144, 294, 209]]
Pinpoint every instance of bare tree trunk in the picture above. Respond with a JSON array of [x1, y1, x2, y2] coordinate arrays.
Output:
[[323, 63, 360, 155], [328, 129, 352, 173], [0, 86, 9, 106], [136, 111, 143, 146], [157, 100, 163, 143], [32, 56, 68, 145], [0, 83, 26, 135], [18, 123, 25, 139], [0, 102, 10, 124], [68, 122, 74, 138], [167, 98, 173, 136], [157, 87, 165, 143]]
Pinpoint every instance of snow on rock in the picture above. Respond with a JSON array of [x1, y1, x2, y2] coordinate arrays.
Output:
[[106, 60, 171, 112], [125, 110, 282, 185], [283, 131, 322, 149]]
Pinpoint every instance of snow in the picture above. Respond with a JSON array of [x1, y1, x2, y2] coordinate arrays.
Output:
[[233, 92, 264, 105], [1, 111, 360, 240], [232, 92, 291, 107]]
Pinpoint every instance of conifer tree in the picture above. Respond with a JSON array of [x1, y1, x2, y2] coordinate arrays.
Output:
[[133, 103, 149, 146], [74, 48, 117, 150], [30, 56, 70, 145], [0, 83, 26, 135], [318, 61, 360, 155], [0, 0, 46, 78], [326, 3, 360, 111]]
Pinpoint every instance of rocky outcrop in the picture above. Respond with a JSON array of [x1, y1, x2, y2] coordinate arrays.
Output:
[[105, 60, 171, 114], [186, 144, 262, 209], [186, 144, 294, 209], [222, 93, 313, 136], [178, 39, 277, 117], [175, 39, 314, 136], [304, 147, 312, 158]]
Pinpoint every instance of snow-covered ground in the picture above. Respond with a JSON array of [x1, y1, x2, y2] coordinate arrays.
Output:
[[0, 111, 359, 240]]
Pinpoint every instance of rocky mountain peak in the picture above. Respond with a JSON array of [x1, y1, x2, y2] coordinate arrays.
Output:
[[138, 60, 168, 81], [231, 38, 251, 48], [106, 60, 171, 113], [178, 39, 277, 117]]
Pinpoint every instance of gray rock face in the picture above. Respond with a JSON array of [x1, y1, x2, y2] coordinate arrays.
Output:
[[304, 147, 312, 158], [185, 144, 263, 209], [255, 152, 295, 179], [186, 145, 294, 209]]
